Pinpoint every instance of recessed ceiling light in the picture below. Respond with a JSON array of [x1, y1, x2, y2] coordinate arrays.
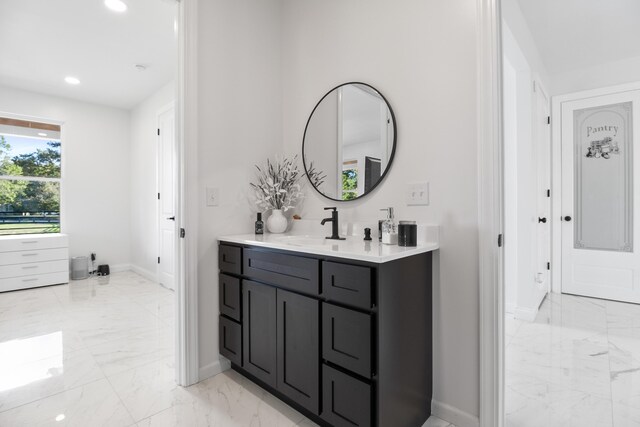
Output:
[[104, 0, 127, 12], [38, 132, 47, 137], [64, 76, 80, 85]]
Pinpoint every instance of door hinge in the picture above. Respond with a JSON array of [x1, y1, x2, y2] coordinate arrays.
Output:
[[180, 228, 186, 238], [498, 234, 503, 248], [157, 128, 160, 136], [547, 116, 551, 125], [157, 257, 160, 264], [157, 193, 160, 200], [547, 189, 551, 197], [547, 262, 550, 270]]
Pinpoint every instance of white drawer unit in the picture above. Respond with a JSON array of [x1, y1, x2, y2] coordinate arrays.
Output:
[[0, 234, 69, 292]]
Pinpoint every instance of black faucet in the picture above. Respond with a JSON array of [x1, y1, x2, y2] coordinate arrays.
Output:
[[321, 207, 345, 240]]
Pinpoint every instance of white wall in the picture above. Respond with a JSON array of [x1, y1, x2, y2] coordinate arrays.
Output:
[[550, 55, 640, 96], [129, 81, 175, 278], [0, 85, 131, 267], [281, 0, 479, 420], [503, 2, 551, 320], [503, 56, 519, 314], [196, 0, 283, 377]]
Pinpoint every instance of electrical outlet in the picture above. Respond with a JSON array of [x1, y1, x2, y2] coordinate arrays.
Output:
[[206, 187, 219, 207], [406, 182, 429, 206]]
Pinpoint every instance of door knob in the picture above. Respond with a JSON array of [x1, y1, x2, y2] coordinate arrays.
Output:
[[563, 216, 572, 222], [538, 217, 547, 224], [167, 216, 176, 221]]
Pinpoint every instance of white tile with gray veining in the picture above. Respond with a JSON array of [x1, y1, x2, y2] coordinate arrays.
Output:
[[506, 292, 640, 426], [0, 271, 455, 427]]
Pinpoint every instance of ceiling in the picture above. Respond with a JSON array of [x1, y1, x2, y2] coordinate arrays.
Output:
[[0, 0, 177, 110], [515, 0, 640, 74]]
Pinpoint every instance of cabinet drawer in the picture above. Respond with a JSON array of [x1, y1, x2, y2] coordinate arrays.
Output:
[[219, 274, 241, 321], [0, 234, 68, 253], [0, 248, 68, 266], [0, 271, 69, 293], [322, 261, 372, 310], [219, 244, 242, 275], [243, 249, 319, 296], [322, 303, 371, 378], [321, 364, 371, 427], [0, 260, 68, 279], [219, 316, 242, 366]]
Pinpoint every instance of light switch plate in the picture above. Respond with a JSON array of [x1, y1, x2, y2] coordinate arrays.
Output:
[[406, 182, 429, 206], [206, 187, 219, 207]]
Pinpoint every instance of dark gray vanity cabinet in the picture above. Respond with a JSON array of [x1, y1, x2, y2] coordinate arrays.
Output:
[[218, 242, 433, 427]]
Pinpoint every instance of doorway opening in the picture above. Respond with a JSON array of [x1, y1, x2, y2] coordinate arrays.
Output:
[[0, 3, 198, 424], [157, 102, 177, 291], [499, 0, 640, 426]]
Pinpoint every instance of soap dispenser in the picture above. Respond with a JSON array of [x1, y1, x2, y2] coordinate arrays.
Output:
[[380, 207, 398, 245]]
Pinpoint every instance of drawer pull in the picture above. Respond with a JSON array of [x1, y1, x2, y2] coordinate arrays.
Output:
[[22, 266, 38, 270], [22, 278, 39, 282], [21, 241, 38, 244], [22, 253, 38, 257]]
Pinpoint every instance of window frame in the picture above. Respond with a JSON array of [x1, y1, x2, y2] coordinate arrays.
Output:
[[0, 114, 64, 236]]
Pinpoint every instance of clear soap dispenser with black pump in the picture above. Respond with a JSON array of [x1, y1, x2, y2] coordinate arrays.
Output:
[[380, 207, 398, 245]]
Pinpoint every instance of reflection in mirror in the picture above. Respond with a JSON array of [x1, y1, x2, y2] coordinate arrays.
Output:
[[303, 83, 396, 201]]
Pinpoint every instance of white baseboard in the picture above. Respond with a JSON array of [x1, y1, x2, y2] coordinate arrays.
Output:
[[431, 400, 479, 427], [513, 289, 547, 322], [198, 357, 231, 382], [110, 263, 131, 273], [505, 301, 516, 315], [129, 264, 158, 282], [513, 305, 538, 322]]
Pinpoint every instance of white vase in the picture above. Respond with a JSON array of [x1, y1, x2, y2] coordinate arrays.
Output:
[[266, 209, 288, 233]]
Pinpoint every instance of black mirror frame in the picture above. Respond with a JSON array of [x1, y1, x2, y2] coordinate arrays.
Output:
[[301, 81, 397, 202]]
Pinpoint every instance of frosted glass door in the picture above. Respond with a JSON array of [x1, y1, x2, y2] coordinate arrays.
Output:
[[573, 102, 633, 252], [562, 90, 640, 304]]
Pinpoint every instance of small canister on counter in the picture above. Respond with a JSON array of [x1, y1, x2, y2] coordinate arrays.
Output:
[[398, 221, 417, 247]]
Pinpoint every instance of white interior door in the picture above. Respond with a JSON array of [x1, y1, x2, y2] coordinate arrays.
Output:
[[157, 104, 176, 291], [561, 90, 640, 303], [534, 82, 551, 291]]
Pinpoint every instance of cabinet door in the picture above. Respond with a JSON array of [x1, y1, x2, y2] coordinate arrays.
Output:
[[243, 280, 277, 387], [276, 289, 320, 414]]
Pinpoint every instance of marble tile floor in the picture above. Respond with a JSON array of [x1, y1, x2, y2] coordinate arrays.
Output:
[[0, 271, 453, 427], [506, 292, 640, 427]]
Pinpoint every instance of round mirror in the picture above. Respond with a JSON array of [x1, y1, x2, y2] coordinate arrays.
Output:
[[302, 82, 397, 201]]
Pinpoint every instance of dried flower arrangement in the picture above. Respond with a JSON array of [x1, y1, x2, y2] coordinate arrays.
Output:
[[250, 154, 303, 211]]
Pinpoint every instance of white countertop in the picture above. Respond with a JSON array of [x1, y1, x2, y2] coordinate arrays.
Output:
[[218, 233, 439, 264]]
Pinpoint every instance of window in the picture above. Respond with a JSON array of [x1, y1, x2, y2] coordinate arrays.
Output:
[[0, 117, 61, 235], [341, 160, 358, 201]]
